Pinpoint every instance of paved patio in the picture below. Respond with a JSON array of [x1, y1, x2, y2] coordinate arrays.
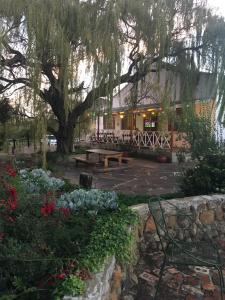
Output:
[[62, 158, 188, 195]]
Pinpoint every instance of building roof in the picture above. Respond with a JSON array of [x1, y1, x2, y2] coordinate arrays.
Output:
[[112, 69, 217, 111]]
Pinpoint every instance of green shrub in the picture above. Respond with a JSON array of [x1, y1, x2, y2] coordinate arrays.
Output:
[[60, 178, 79, 193], [81, 208, 139, 272], [54, 275, 86, 299], [118, 192, 184, 206], [180, 151, 225, 196], [58, 189, 118, 214]]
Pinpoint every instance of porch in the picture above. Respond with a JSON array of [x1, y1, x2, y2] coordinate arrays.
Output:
[[89, 129, 186, 150]]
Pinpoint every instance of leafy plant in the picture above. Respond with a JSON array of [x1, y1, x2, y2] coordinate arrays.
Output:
[[53, 275, 86, 299], [117, 192, 184, 207], [180, 151, 225, 196], [19, 169, 65, 193], [58, 189, 118, 214], [81, 208, 139, 272], [177, 107, 218, 160]]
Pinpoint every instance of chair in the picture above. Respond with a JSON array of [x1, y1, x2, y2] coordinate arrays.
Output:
[[148, 198, 225, 300]]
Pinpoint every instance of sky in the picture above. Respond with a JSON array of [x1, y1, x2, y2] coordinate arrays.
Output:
[[208, 0, 225, 16]]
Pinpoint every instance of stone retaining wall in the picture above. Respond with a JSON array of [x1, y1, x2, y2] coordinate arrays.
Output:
[[132, 194, 225, 252], [64, 257, 116, 300], [119, 194, 225, 300]]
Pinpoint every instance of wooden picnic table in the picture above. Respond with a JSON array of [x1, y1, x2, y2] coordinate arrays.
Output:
[[86, 148, 123, 168]]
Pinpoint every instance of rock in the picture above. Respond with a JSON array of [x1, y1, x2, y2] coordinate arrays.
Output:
[[215, 208, 224, 221], [167, 268, 179, 275], [130, 274, 138, 285], [202, 282, 216, 292], [144, 216, 156, 233], [199, 210, 214, 225], [167, 215, 177, 228]]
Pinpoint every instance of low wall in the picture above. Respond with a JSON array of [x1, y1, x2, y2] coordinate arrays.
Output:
[[64, 257, 116, 300], [132, 194, 225, 252]]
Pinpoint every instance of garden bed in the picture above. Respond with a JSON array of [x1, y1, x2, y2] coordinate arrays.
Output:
[[0, 163, 138, 300]]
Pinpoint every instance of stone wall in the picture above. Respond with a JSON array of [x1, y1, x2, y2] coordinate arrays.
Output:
[[64, 257, 116, 300], [132, 195, 225, 252], [119, 194, 225, 300]]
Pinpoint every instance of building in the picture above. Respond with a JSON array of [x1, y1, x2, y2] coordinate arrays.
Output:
[[91, 68, 216, 150]]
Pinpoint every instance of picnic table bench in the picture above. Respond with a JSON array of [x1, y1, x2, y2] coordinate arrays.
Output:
[[86, 149, 123, 168], [72, 149, 133, 168], [72, 155, 95, 167]]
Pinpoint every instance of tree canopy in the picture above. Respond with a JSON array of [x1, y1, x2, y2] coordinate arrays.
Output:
[[0, 0, 225, 153]]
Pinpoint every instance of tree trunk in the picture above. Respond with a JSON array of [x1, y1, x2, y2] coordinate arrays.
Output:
[[56, 122, 75, 154]]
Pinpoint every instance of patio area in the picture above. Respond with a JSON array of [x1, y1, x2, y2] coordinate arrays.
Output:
[[63, 157, 186, 195]]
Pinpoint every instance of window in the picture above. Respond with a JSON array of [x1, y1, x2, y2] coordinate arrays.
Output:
[[121, 114, 133, 130], [103, 115, 115, 129]]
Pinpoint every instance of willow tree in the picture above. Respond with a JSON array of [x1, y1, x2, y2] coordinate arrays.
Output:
[[0, 0, 225, 153]]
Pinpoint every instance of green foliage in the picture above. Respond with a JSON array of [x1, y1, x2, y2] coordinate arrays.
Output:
[[0, 98, 13, 125], [19, 168, 65, 193], [81, 208, 139, 272], [54, 275, 85, 299], [118, 192, 184, 207], [58, 189, 118, 214], [60, 178, 79, 193], [177, 106, 218, 159], [180, 151, 225, 196]]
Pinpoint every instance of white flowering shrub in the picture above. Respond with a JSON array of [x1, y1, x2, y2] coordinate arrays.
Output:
[[19, 169, 65, 193], [58, 189, 118, 214]]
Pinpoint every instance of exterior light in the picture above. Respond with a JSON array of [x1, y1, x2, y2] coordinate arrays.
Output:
[[104, 112, 108, 115], [147, 108, 155, 112], [120, 115, 124, 119], [151, 112, 155, 115], [120, 111, 124, 114], [142, 113, 146, 118]]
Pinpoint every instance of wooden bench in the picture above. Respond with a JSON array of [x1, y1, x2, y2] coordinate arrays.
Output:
[[108, 156, 134, 164], [73, 156, 95, 167]]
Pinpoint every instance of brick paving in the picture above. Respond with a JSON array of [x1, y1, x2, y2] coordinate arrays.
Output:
[[135, 255, 225, 300], [62, 158, 189, 195]]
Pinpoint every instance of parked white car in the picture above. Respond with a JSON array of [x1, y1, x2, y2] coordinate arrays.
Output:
[[47, 135, 57, 146]]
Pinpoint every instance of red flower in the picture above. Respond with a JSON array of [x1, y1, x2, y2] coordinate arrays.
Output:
[[40, 201, 55, 216], [9, 187, 17, 200], [7, 198, 17, 210], [5, 165, 16, 177], [59, 207, 71, 217], [55, 273, 66, 280]]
